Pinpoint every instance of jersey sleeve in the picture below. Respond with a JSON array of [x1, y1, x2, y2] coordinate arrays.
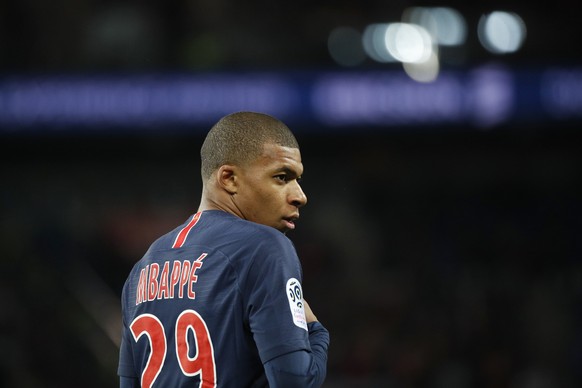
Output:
[[263, 321, 330, 387], [241, 230, 312, 363]]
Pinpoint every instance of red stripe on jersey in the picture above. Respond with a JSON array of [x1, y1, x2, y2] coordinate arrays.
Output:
[[172, 212, 202, 249]]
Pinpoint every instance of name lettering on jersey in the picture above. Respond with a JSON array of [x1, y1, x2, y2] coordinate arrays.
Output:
[[136, 253, 208, 305]]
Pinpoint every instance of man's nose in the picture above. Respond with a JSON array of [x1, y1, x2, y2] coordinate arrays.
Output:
[[290, 181, 307, 208]]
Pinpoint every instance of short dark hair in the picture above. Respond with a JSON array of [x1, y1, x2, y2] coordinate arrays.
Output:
[[200, 111, 299, 180]]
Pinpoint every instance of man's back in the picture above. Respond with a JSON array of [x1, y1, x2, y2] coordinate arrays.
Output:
[[118, 210, 311, 387]]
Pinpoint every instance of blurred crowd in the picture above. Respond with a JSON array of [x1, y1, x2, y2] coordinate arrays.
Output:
[[2, 130, 581, 387]]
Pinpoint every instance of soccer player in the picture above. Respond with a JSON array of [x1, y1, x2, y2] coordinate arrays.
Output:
[[117, 111, 330, 387]]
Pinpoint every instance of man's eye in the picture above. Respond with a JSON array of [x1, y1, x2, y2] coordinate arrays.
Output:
[[274, 175, 287, 182]]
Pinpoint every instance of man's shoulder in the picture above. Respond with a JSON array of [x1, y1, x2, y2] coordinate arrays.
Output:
[[145, 210, 292, 257]]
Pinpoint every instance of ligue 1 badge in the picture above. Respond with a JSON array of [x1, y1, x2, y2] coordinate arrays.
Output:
[[286, 278, 308, 330]]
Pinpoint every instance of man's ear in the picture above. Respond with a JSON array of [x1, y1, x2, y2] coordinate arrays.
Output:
[[217, 165, 238, 194]]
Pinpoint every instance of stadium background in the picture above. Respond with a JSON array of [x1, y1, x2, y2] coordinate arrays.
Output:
[[1, 1, 581, 387]]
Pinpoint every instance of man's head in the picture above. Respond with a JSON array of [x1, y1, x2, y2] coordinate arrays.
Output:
[[201, 111, 299, 181], [200, 111, 307, 233]]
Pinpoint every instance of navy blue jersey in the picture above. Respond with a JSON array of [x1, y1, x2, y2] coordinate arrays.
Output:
[[118, 210, 313, 387]]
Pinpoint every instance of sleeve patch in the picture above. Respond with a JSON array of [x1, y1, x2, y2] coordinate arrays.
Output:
[[286, 278, 308, 331]]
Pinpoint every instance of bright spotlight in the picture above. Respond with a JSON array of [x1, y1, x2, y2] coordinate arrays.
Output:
[[362, 23, 397, 62], [478, 11, 527, 54], [404, 6, 467, 46], [385, 23, 433, 64]]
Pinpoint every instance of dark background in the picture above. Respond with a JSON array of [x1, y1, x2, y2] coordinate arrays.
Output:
[[1, 1, 582, 387]]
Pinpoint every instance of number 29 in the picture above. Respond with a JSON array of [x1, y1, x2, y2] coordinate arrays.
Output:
[[130, 310, 217, 388]]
